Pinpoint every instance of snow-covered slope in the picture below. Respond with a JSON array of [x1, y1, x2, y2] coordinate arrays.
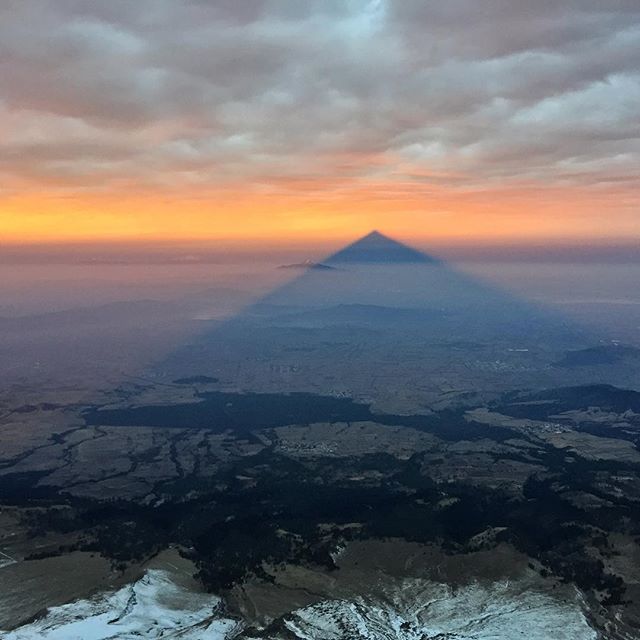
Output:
[[2, 569, 239, 640], [4, 571, 597, 640], [267, 579, 598, 640]]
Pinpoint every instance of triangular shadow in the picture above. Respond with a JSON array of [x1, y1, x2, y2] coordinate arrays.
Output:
[[129, 232, 640, 403]]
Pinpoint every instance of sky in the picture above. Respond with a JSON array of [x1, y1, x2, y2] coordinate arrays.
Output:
[[1, 0, 639, 245]]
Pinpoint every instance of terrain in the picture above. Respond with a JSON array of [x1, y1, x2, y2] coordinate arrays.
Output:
[[2, 233, 640, 639]]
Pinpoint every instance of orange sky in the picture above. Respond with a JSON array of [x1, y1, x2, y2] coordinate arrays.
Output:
[[1, 3, 638, 247], [2, 180, 638, 246]]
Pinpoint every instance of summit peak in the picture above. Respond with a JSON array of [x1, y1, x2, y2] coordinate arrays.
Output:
[[326, 231, 439, 264]]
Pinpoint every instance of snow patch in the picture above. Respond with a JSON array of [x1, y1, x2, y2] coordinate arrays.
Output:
[[2, 569, 239, 640], [268, 579, 598, 640], [3, 571, 598, 639]]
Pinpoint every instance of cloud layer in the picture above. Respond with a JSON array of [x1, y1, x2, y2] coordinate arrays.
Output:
[[1, 1, 638, 237]]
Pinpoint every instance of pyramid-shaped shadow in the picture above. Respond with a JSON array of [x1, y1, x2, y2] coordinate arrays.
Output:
[[256, 231, 556, 324], [133, 231, 638, 408]]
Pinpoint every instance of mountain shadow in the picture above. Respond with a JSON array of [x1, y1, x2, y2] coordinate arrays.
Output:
[[147, 232, 638, 405]]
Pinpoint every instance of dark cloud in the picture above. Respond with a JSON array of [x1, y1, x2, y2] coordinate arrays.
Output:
[[0, 0, 638, 193]]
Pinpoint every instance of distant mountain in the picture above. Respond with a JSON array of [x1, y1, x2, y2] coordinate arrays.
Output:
[[553, 344, 640, 368], [278, 260, 335, 271], [326, 231, 438, 264]]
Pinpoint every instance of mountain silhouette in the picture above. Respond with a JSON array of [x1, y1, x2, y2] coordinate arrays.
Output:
[[278, 260, 336, 271], [326, 231, 438, 264]]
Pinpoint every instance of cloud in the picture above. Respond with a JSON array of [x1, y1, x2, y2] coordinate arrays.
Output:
[[0, 0, 638, 197]]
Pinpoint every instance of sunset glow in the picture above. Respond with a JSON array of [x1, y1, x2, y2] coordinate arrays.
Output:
[[3, 182, 638, 246], [1, 2, 638, 245]]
